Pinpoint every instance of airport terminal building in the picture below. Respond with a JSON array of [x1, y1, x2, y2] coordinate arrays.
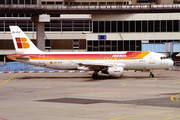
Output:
[[0, 0, 180, 64]]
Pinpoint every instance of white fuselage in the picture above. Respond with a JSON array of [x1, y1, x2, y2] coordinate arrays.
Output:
[[8, 52, 173, 71]]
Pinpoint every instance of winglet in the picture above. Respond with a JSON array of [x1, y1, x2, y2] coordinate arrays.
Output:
[[9, 26, 42, 53]]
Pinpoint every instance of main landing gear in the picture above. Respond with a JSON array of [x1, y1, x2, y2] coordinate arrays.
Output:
[[149, 71, 154, 78], [92, 71, 98, 79]]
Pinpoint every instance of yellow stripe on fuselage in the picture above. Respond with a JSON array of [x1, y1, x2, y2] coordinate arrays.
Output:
[[134, 52, 150, 59]]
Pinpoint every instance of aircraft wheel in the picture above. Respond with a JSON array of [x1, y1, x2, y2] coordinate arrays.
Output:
[[92, 72, 98, 79], [149, 73, 154, 78]]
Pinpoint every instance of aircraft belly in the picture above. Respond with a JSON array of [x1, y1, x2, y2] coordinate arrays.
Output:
[[24, 60, 40, 66]]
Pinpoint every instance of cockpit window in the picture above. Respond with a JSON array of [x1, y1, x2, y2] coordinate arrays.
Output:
[[161, 57, 168, 60]]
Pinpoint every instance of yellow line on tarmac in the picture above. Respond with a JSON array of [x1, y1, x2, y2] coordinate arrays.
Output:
[[109, 111, 180, 120], [171, 94, 180, 101], [176, 97, 179, 102], [163, 115, 180, 120], [0, 74, 16, 86], [121, 83, 126, 86], [152, 78, 157, 81]]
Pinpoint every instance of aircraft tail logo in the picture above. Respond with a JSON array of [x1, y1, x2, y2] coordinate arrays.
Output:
[[15, 37, 30, 49], [10, 26, 42, 53]]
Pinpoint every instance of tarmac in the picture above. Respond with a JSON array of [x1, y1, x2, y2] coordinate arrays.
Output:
[[0, 70, 180, 120]]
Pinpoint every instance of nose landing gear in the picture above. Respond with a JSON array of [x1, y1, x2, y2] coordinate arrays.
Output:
[[149, 71, 154, 78]]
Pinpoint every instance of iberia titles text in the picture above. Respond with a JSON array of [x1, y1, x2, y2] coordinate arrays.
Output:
[[112, 54, 127, 58]]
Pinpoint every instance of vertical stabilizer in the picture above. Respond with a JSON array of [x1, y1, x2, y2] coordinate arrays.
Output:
[[10, 26, 42, 53]]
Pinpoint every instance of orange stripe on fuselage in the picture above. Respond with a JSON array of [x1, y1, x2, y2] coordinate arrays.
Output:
[[134, 52, 150, 58]]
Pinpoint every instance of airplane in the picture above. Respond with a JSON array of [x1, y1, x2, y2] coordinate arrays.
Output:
[[7, 26, 174, 79]]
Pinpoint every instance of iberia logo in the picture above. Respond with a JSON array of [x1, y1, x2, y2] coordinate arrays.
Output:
[[15, 38, 30, 49]]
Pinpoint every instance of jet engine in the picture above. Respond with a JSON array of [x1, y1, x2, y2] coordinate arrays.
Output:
[[102, 67, 124, 77], [108, 67, 124, 77]]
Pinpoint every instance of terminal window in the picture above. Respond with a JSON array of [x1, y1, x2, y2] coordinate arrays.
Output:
[[87, 40, 141, 52], [0, 20, 91, 32], [93, 20, 180, 33]]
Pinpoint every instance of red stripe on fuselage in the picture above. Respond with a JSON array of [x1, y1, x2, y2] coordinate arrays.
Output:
[[126, 52, 141, 57]]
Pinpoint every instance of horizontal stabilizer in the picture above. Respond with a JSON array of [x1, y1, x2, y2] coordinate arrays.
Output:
[[7, 54, 30, 61]]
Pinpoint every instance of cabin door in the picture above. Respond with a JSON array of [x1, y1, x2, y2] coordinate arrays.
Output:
[[149, 54, 155, 64], [39, 54, 44, 64]]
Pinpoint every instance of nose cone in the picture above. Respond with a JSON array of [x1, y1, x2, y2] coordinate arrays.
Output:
[[171, 60, 174, 67], [168, 59, 174, 68]]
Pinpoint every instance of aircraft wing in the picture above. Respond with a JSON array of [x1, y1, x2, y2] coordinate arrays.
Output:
[[76, 62, 127, 71]]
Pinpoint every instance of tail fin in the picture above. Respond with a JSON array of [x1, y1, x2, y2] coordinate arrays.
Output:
[[10, 26, 42, 53]]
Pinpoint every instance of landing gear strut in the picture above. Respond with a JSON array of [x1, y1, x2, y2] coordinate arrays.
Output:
[[92, 71, 98, 79], [149, 71, 154, 78]]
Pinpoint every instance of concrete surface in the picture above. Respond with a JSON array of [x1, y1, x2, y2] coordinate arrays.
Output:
[[0, 70, 180, 120]]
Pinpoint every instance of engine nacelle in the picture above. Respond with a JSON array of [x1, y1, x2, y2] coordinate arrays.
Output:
[[108, 67, 124, 77]]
